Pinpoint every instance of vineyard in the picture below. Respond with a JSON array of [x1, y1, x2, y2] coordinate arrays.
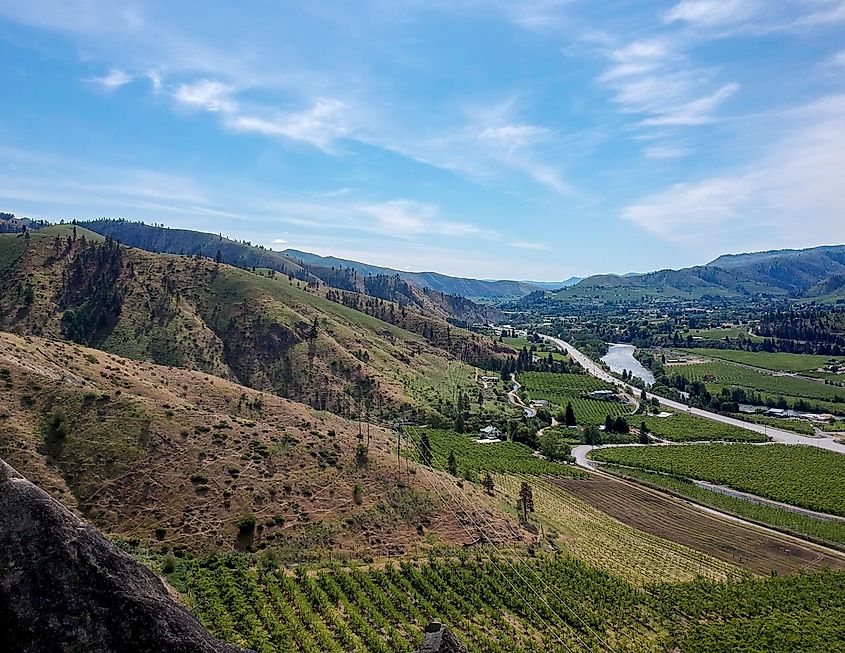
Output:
[[679, 349, 837, 373], [604, 466, 845, 548], [629, 411, 768, 442], [406, 428, 586, 478], [589, 444, 845, 517], [494, 475, 738, 584], [178, 553, 845, 653], [518, 372, 631, 424], [671, 360, 845, 404]]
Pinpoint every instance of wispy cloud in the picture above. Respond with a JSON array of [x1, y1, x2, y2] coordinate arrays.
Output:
[[173, 79, 237, 112], [598, 37, 739, 128], [87, 69, 133, 89], [663, 0, 764, 28], [509, 241, 549, 250], [621, 94, 845, 247]]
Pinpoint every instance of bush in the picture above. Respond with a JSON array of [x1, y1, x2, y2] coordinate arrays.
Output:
[[238, 514, 257, 535]]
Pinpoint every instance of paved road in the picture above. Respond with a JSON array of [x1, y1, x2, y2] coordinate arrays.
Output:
[[541, 334, 845, 456]]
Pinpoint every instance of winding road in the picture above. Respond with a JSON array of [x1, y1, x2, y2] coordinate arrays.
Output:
[[541, 334, 845, 457]]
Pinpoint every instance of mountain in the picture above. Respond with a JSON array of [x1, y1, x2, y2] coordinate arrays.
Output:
[[547, 244, 845, 302], [0, 226, 508, 421], [520, 277, 582, 290], [78, 220, 503, 323], [283, 248, 546, 299]]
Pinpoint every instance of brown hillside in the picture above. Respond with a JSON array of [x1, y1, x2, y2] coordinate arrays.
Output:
[[0, 332, 521, 558]]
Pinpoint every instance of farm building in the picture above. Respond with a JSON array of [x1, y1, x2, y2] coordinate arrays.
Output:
[[479, 425, 504, 439]]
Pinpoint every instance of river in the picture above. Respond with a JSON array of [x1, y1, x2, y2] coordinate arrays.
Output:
[[601, 344, 655, 385]]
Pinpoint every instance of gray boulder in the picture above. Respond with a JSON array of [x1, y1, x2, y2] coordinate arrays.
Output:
[[0, 458, 252, 653]]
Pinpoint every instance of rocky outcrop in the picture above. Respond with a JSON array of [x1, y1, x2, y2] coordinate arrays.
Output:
[[413, 623, 468, 653], [0, 458, 252, 653]]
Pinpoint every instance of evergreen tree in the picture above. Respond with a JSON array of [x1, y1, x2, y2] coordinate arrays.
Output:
[[447, 450, 458, 476], [419, 434, 433, 466], [483, 473, 494, 495], [639, 422, 649, 445], [518, 481, 535, 522], [564, 401, 576, 427], [454, 414, 465, 434]]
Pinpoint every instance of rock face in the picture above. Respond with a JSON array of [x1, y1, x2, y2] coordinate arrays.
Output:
[[414, 623, 469, 653], [0, 458, 252, 653]]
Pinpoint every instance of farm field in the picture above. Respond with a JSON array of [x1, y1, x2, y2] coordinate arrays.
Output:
[[631, 411, 767, 442], [603, 466, 845, 550], [589, 444, 845, 517], [670, 360, 845, 408], [177, 550, 845, 653], [406, 428, 586, 478], [687, 326, 764, 341], [519, 372, 631, 425], [734, 413, 816, 435], [495, 475, 737, 584], [679, 348, 838, 372]]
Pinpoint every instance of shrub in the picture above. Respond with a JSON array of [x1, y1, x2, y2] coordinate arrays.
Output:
[[238, 514, 257, 535]]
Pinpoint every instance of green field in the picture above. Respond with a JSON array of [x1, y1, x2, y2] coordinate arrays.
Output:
[[607, 466, 845, 548], [406, 428, 586, 478], [734, 413, 816, 435], [671, 360, 845, 407], [687, 326, 763, 341], [177, 554, 845, 653], [629, 411, 767, 442], [589, 444, 845, 517], [519, 372, 631, 424], [680, 349, 840, 373]]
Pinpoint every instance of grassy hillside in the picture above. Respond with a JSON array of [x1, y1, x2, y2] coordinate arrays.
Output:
[[0, 227, 506, 420], [0, 332, 514, 558]]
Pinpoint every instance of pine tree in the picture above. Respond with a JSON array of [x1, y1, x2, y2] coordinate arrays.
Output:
[[483, 473, 494, 495], [419, 434, 433, 465], [518, 481, 534, 522], [639, 422, 649, 445], [447, 450, 458, 476], [564, 401, 576, 427]]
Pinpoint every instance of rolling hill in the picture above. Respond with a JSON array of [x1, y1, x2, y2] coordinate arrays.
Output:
[[0, 226, 509, 421], [548, 244, 845, 302], [0, 331, 514, 559], [78, 220, 504, 323]]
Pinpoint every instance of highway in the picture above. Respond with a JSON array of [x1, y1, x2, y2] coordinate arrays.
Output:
[[540, 334, 845, 456]]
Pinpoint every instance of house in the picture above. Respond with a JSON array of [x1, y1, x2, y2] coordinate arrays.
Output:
[[480, 376, 500, 384], [588, 390, 618, 401], [529, 399, 549, 408], [479, 425, 504, 439]]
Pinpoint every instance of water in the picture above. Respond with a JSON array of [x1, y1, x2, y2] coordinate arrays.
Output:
[[601, 344, 655, 385]]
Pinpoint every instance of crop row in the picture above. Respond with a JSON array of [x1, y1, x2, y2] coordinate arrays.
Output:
[[589, 443, 845, 517], [181, 552, 845, 653], [629, 411, 767, 442], [518, 372, 631, 424]]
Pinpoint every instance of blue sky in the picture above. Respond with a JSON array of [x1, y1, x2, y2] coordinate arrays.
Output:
[[1, 1, 844, 280]]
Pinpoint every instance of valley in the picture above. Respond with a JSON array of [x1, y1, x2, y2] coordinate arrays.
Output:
[[2, 221, 845, 652]]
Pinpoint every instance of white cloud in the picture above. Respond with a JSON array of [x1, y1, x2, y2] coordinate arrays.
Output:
[[663, 0, 764, 28], [509, 241, 549, 250], [227, 99, 350, 152], [87, 69, 133, 88], [642, 143, 692, 159], [597, 37, 738, 129], [621, 94, 845, 247], [173, 79, 237, 112]]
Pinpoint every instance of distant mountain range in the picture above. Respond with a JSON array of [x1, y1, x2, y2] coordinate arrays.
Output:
[[548, 244, 845, 302], [283, 248, 579, 298]]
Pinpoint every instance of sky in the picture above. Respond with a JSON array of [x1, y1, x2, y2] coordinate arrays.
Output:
[[1, 1, 845, 280]]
